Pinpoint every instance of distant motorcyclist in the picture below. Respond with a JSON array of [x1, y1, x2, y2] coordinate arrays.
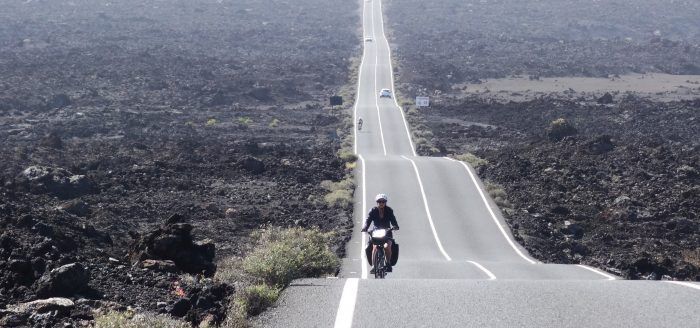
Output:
[[361, 193, 399, 273], [358, 117, 363, 130]]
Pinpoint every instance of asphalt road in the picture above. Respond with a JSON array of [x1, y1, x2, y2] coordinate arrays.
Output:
[[253, 0, 700, 327]]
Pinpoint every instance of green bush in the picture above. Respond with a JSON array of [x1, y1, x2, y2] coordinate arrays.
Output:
[[485, 182, 513, 210], [337, 149, 357, 162], [216, 257, 247, 284], [206, 118, 218, 126], [237, 117, 253, 126], [324, 189, 353, 208], [242, 227, 340, 287], [268, 118, 280, 128], [452, 152, 489, 168], [321, 178, 355, 208], [94, 311, 189, 328], [242, 284, 281, 316], [320, 179, 355, 192]]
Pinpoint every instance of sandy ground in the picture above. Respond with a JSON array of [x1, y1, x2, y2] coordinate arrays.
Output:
[[455, 74, 700, 102]]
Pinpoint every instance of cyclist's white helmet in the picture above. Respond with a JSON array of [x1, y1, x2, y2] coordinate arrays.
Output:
[[375, 193, 388, 202]]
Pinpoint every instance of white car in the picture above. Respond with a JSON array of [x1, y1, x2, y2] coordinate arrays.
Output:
[[379, 89, 392, 98], [364, 37, 373, 42]]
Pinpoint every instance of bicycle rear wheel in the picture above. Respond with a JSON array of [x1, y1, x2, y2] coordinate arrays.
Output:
[[378, 251, 386, 279]]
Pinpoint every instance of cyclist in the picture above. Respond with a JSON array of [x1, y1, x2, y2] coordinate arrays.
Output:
[[361, 193, 399, 273], [357, 117, 363, 130]]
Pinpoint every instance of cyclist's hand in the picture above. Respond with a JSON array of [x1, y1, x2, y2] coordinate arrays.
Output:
[[393, 226, 399, 231], [361, 228, 367, 232]]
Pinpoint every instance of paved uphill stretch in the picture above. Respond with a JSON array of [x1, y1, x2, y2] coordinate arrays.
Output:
[[254, 0, 700, 327]]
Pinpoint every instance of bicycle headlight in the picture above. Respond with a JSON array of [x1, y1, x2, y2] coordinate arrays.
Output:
[[372, 229, 387, 238]]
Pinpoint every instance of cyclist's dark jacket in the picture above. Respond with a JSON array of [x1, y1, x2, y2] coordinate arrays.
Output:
[[363, 206, 399, 237]]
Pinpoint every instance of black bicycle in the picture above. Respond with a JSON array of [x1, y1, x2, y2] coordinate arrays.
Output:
[[369, 228, 393, 279]]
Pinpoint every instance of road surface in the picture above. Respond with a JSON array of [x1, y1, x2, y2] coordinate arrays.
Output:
[[254, 1, 700, 327]]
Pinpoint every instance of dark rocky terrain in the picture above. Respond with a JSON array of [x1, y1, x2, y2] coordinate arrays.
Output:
[[385, 0, 700, 280], [385, 0, 700, 93], [0, 0, 359, 326]]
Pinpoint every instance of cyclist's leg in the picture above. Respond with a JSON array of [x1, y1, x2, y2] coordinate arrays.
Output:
[[384, 240, 392, 265]]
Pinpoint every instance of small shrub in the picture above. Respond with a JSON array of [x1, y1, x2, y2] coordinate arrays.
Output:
[[337, 149, 357, 162], [324, 189, 353, 208], [321, 178, 355, 208], [320, 179, 354, 192], [547, 118, 577, 141], [452, 152, 489, 168], [216, 257, 247, 284], [206, 118, 218, 126], [242, 284, 281, 316], [242, 227, 340, 287], [222, 298, 248, 328], [237, 117, 253, 126], [485, 182, 513, 210], [681, 249, 700, 267], [268, 118, 280, 128], [94, 310, 189, 328]]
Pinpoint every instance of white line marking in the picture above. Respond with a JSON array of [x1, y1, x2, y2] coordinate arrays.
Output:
[[445, 157, 537, 264], [665, 281, 700, 291], [372, 7, 388, 156], [359, 154, 368, 279], [397, 102, 417, 156], [467, 261, 497, 280], [378, 0, 416, 156], [333, 278, 359, 328], [352, 1, 368, 156], [401, 155, 451, 261], [575, 264, 616, 280]]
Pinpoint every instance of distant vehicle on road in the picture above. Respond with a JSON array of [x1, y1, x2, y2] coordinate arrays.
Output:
[[379, 88, 392, 98], [364, 37, 373, 42]]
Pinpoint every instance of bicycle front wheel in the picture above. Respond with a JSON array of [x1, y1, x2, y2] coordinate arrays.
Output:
[[372, 249, 381, 279]]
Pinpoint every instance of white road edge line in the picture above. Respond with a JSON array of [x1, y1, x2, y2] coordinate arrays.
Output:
[[467, 260, 496, 280], [665, 281, 700, 291], [378, 0, 416, 156], [371, 3, 388, 156], [575, 264, 616, 280], [401, 155, 452, 261], [353, 0, 368, 155], [333, 278, 359, 328], [359, 154, 368, 279], [444, 157, 537, 264]]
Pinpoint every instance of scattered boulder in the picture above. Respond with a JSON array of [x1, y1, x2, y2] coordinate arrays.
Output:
[[56, 199, 90, 217], [240, 156, 265, 174], [8, 259, 35, 285], [597, 92, 614, 104], [46, 94, 71, 109], [675, 165, 697, 179], [248, 87, 272, 101], [16, 166, 95, 199], [8, 297, 74, 314], [129, 215, 216, 276], [35, 263, 89, 297], [39, 132, 63, 149], [561, 221, 584, 239], [140, 259, 178, 273], [546, 118, 577, 141], [167, 298, 191, 317], [207, 91, 229, 106], [585, 135, 615, 154]]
